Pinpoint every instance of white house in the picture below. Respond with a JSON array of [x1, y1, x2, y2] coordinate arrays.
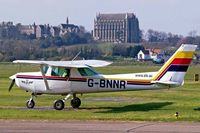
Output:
[[137, 50, 151, 61]]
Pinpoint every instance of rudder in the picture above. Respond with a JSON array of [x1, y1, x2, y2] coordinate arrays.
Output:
[[153, 44, 197, 85]]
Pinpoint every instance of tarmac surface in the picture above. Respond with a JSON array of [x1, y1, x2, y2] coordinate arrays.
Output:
[[0, 120, 200, 133]]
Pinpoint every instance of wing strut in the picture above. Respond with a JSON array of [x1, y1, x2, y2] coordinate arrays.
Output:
[[39, 65, 50, 90]]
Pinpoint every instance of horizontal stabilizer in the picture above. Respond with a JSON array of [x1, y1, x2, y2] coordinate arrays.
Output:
[[151, 80, 182, 87]]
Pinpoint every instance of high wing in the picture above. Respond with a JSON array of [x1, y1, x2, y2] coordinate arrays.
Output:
[[13, 60, 112, 68], [13, 59, 112, 91]]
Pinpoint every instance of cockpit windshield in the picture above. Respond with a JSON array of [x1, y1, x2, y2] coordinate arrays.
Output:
[[78, 67, 98, 76]]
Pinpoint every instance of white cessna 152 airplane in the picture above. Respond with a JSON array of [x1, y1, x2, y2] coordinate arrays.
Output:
[[9, 44, 197, 110]]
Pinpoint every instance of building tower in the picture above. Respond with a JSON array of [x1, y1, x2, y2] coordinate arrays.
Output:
[[66, 17, 69, 24], [93, 13, 140, 43]]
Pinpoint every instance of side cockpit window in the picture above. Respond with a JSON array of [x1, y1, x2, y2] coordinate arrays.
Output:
[[51, 67, 70, 77], [78, 67, 97, 76]]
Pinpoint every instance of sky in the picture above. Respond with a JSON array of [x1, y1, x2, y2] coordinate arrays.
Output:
[[0, 0, 200, 36]]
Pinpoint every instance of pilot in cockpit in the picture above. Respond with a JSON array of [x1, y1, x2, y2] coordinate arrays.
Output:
[[62, 68, 70, 77]]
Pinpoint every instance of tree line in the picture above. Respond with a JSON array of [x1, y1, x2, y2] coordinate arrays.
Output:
[[0, 26, 200, 61], [0, 40, 145, 61]]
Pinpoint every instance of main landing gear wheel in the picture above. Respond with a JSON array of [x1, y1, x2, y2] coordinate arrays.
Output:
[[54, 99, 65, 110], [71, 97, 81, 109], [26, 100, 35, 109]]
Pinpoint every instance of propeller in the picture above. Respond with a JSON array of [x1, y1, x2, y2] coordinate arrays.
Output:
[[9, 75, 16, 92]]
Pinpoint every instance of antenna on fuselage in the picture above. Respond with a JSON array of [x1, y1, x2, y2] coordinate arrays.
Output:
[[72, 51, 81, 61]]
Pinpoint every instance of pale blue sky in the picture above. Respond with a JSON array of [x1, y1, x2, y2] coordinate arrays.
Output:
[[0, 0, 200, 36]]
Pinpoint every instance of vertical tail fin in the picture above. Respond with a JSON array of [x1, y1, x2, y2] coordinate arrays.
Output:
[[152, 44, 197, 85]]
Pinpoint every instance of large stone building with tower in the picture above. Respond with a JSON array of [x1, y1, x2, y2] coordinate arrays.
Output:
[[93, 13, 140, 43]]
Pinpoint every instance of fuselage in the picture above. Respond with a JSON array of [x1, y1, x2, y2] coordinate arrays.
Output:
[[14, 67, 167, 95]]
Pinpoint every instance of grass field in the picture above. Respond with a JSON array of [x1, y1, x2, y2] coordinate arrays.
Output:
[[0, 63, 200, 121]]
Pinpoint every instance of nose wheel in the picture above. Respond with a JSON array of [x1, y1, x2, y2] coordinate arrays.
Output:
[[26, 93, 35, 109], [26, 99, 35, 109]]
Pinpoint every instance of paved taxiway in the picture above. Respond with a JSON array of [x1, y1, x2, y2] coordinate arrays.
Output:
[[0, 120, 200, 133]]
